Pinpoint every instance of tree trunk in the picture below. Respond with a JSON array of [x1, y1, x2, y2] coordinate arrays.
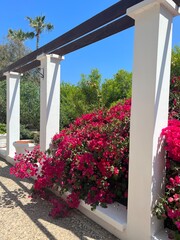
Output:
[[36, 34, 40, 49]]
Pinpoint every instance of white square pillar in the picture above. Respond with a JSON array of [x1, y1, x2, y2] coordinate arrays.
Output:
[[127, 0, 179, 239], [4, 71, 21, 157], [37, 54, 64, 152]]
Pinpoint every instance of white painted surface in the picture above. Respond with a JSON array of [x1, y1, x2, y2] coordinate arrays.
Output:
[[37, 54, 64, 151], [13, 140, 35, 154], [0, 147, 6, 158], [4, 72, 21, 157], [127, 0, 179, 239], [77, 202, 128, 240], [0, 134, 6, 148]]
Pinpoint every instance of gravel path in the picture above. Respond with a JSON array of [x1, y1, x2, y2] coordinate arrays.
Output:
[[0, 158, 119, 240]]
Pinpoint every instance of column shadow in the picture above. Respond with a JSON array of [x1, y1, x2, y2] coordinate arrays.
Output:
[[0, 158, 118, 240]]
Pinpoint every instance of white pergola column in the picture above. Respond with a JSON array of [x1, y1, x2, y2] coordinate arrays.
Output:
[[4, 71, 21, 157], [127, 0, 179, 239], [37, 54, 64, 152]]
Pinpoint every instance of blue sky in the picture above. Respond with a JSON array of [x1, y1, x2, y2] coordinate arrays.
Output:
[[1, 0, 180, 85]]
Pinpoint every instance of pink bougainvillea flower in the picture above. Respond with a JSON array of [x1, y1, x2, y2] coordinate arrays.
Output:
[[168, 197, 174, 203]]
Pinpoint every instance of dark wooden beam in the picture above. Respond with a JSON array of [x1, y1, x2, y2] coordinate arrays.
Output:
[[0, 15, 134, 77], [54, 16, 134, 56], [14, 60, 40, 74], [0, 0, 178, 81], [173, 0, 180, 6], [0, 0, 143, 78]]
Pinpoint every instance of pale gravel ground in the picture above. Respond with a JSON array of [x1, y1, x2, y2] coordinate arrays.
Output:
[[0, 158, 119, 240]]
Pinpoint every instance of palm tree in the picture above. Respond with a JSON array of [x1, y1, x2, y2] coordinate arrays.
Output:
[[8, 29, 34, 43], [26, 16, 54, 49], [7, 29, 34, 59]]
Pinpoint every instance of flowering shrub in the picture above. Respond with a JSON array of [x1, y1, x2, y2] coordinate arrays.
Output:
[[34, 99, 131, 210], [9, 75, 179, 236], [10, 145, 45, 179], [153, 120, 180, 238]]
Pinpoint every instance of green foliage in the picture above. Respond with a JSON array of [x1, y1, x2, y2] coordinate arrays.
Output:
[[0, 39, 39, 129], [60, 68, 132, 129], [60, 69, 103, 129], [8, 29, 34, 43], [0, 122, 39, 141], [0, 39, 30, 71], [0, 123, 36, 139], [0, 45, 11, 71], [78, 69, 102, 109], [33, 132, 40, 144], [60, 82, 84, 128], [102, 69, 132, 108], [20, 124, 34, 139], [171, 45, 180, 77], [0, 81, 6, 123], [170, 46, 180, 121], [20, 75, 40, 130], [169, 76, 180, 120], [0, 123, 6, 134], [0, 75, 40, 130]]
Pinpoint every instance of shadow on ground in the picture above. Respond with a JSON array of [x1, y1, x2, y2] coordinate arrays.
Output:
[[0, 158, 119, 240]]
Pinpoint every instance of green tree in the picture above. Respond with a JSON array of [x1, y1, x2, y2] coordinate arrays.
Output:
[[26, 16, 54, 49], [78, 69, 102, 110], [20, 76, 40, 130], [60, 82, 85, 128], [0, 80, 6, 123], [7, 29, 33, 59], [171, 45, 180, 77], [0, 39, 30, 124], [0, 44, 11, 71], [0, 73, 40, 129], [0, 40, 30, 70], [102, 69, 132, 108], [169, 46, 180, 120], [0, 39, 40, 128], [60, 69, 102, 129], [8, 29, 34, 43]]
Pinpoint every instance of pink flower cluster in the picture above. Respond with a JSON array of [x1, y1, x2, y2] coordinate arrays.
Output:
[[154, 119, 180, 236], [163, 121, 180, 234], [34, 99, 131, 209], [166, 175, 180, 231], [10, 145, 45, 179], [161, 120, 180, 163]]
